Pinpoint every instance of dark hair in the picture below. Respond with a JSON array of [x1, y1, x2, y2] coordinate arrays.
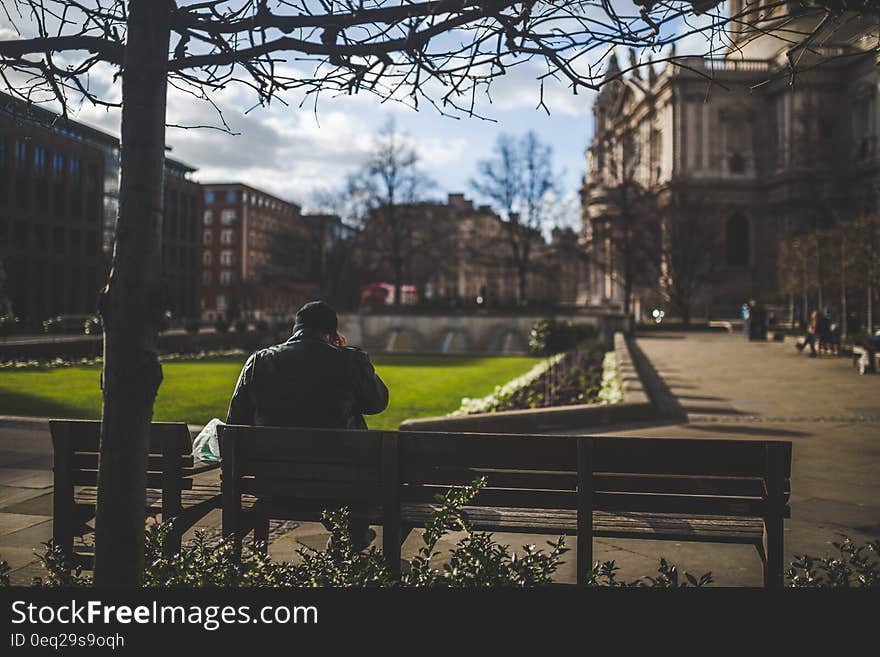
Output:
[[294, 300, 338, 333]]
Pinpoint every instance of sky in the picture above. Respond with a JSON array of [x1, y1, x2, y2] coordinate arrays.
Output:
[[4, 56, 598, 219], [0, 2, 725, 222]]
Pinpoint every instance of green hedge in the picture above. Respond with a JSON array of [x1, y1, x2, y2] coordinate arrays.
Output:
[[528, 319, 598, 356]]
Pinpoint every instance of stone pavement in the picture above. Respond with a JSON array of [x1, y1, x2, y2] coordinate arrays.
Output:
[[1, 332, 878, 585], [560, 331, 880, 586]]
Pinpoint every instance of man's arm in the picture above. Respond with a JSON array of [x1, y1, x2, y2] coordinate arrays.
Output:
[[347, 347, 389, 415], [226, 352, 258, 425]]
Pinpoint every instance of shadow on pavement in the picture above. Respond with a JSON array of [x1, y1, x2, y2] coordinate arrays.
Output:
[[685, 424, 810, 438]]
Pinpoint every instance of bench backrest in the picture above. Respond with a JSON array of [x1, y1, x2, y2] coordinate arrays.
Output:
[[220, 426, 791, 519], [49, 419, 196, 490], [219, 425, 385, 503]]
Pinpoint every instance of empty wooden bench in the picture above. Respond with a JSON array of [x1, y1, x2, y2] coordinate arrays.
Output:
[[219, 426, 792, 588], [50, 419, 221, 565]]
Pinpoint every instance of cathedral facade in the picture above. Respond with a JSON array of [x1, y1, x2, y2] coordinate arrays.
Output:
[[580, 4, 879, 321]]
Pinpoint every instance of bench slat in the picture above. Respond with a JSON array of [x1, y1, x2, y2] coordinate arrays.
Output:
[[72, 470, 194, 490], [224, 425, 382, 465], [398, 504, 766, 543], [73, 453, 195, 471], [232, 460, 380, 482], [240, 478, 382, 501], [400, 465, 785, 498], [593, 437, 792, 478], [51, 419, 192, 453], [401, 484, 779, 517], [398, 432, 791, 478], [399, 432, 577, 470]]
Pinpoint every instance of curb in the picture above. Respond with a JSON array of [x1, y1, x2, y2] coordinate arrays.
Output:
[[0, 415, 49, 430], [399, 332, 660, 433]]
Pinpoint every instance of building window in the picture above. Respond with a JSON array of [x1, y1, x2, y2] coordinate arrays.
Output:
[[202, 270, 212, 285], [221, 228, 234, 244], [204, 190, 215, 203], [15, 140, 27, 162], [219, 270, 233, 285], [203, 229, 212, 245], [221, 209, 237, 225], [726, 213, 750, 267], [203, 210, 213, 225], [34, 145, 47, 172], [69, 158, 80, 177], [216, 294, 227, 310], [227, 190, 238, 203], [52, 153, 64, 174], [729, 152, 746, 175], [220, 250, 234, 266], [203, 251, 212, 266]]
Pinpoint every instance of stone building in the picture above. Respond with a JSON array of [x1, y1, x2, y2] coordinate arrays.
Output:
[[161, 158, 203, 320], [200, 183, 312, 320], [0, 92, 205, 325], [0, 93, 116, 327], [361, 192, 584, 307], [580, 4, 879, 320]]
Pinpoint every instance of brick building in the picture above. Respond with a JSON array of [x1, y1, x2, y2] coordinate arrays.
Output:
[[200, 183, 312, 320], [360, 193, 585, 307]]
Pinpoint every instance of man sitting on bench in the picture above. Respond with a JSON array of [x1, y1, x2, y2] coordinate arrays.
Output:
[[226, 300, 390, 549]]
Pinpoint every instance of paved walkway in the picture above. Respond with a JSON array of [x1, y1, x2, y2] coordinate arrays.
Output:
[[571, 332, 880, 586], [1, 332, 878, 585]]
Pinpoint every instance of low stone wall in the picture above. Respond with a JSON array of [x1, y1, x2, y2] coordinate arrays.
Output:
[[339, 311, 628, 354], [398, 331, 658, 433]]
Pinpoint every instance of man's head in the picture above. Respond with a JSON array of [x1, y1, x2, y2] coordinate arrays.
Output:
[[293, 300, 338, 337]]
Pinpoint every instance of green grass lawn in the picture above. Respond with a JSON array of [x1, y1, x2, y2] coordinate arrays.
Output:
[[0, 354, 542, 430]]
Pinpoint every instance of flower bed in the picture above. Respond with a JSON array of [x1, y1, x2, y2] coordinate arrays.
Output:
[[452, 343, 608, 415]]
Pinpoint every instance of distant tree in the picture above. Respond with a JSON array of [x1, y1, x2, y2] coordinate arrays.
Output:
[[658, 191, 722, 326], [351, 121, 434, 306], [471, 131, 558, 305], [848, 212, 880, 335], [583, 133, 658, 317]]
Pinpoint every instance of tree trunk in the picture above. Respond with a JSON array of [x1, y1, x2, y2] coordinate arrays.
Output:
[[840, 237, 847, 339], [869, 282, 874, 336], [93, 0, 172, 588], [389, 208, 403, 307]]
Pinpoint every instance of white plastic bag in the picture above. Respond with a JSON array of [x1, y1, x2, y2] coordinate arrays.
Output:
[[192, 418, 224, 462]]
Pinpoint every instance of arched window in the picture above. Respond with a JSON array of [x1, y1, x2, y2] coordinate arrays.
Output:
[[726, 213, 750, 267]]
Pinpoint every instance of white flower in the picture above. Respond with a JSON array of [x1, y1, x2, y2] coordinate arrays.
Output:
[[450, 353, 565, 416]]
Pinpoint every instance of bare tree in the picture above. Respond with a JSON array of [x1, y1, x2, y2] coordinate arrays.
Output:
[[471, 131, 557, 304], [848, 211, 880, 336], [352, 120, 434, 306], [658, 190, 722, 326], [583, 131, 658, 317], [1, 0, 861, 587]]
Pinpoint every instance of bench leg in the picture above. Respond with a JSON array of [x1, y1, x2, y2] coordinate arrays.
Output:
[[383, 520, 402, 579], [163, 524, 183, 559], [762, 517, 784, 589], [221, 506, 243, 563]]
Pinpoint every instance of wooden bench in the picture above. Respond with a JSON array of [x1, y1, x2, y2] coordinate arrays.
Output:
[[50, 419, 221, 565], [219, 426, 792, 588]]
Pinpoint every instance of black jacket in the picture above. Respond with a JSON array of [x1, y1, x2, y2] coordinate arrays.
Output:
[[226, 329, 389, 429]]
